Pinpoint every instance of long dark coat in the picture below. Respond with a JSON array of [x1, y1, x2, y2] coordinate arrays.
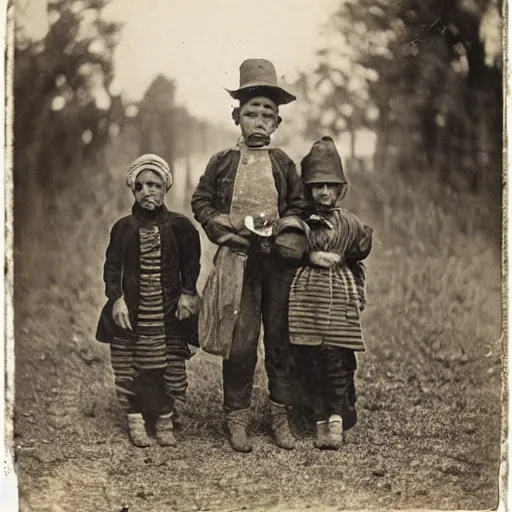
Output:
[[95, 203, 201, 350]]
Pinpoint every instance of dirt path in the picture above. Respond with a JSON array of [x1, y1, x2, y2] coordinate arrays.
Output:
[[13, 285, 503, 511], [12, 152, 504, 511]]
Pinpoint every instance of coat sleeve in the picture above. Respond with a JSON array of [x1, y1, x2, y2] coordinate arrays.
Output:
[[343, 211, 373, 261], [103, 219, 125, 301], [346, 224, 373, 261], [191, 152, 222, 227], [176, 217, 201, 295], [282, 152, 307, 218], [190, 151, 249, 250]]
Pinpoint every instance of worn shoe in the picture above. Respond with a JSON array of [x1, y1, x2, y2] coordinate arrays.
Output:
[[226, 409, 252, 453], [328, 414, 343, 449], [314, 421, 337, 450], [270, 401, 296, 450], [127, 413, 151, 448], [155, 413, 177, 446]]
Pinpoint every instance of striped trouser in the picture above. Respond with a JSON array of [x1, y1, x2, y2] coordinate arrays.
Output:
[[110, 334, 188, 414]]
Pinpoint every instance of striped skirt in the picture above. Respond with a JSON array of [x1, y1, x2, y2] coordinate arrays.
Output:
[[109, 225, 188, 411], [288, 265, 366, 351]]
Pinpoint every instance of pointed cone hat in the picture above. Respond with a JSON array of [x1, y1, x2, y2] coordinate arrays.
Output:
[[301, 136, 347, 185]]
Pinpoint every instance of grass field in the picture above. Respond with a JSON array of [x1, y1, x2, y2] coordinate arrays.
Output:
[[13, 142, 503, 511]]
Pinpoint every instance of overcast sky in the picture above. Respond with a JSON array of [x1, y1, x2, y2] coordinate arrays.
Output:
[[102, 0, 340, 126], [17, 0, 341, 127]]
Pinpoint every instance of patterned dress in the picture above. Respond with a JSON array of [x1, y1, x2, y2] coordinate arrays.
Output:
[[288, 209, 368, 351], [289, 208, 371, 425], [110, 226, 188, 413]]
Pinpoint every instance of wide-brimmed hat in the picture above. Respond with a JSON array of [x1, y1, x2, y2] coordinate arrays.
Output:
[[226, 59, 296, 105]]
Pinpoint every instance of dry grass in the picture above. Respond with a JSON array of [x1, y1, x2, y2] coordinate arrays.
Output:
[[14, 143, 502, 511]]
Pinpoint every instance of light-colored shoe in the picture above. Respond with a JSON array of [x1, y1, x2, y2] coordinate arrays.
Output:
[[328, 414, 343, 449], [270, 401, 296, 450], [314, 421, 332, 449], [155, 413, 177, 446], [127, 413, 151, 448]]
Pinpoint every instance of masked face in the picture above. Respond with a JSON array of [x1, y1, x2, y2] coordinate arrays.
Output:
[[239, 96, 279, 147], [310, 183, 342, 211], [133, 170, 165, 210]]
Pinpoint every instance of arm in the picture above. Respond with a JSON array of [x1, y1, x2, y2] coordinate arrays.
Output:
[[348, 260, 367, 311], [273, 216, 310, 260], [191, 152, 222, 227], [341, 211, 373, 262], [104, 219, 132, 330], [307, 211, 372, 268], [272, 149, 307, 218], [103, 219, 124, 301], [191, 151, 250, 250], [176, 217, 201, 296], [283, 154, 307, 218], [346, 224, 373, 261], [175, 217, 201, 320]]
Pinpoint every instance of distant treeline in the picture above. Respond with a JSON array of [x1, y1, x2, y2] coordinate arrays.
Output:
[[13, 0, 234, 205]]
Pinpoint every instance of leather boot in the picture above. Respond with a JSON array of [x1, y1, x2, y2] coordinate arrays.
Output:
[[314, 421, 337, 450], [127, 413, 151, 448], [270, 401, 296, 450], [155, 412, 177, 446], [226, 409, 252, 453]]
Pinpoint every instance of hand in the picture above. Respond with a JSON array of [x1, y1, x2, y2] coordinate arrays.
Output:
[[212, 214, 250, 235], [113, 295, 132, 331], [176, 293, 199, 320], [309, 251, 341, 268], [222, 233, 251, 253]]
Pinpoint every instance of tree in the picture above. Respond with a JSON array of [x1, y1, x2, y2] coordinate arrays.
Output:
[[14, 0, 122, 193], [138, 74, 177, 170], [302, 0, 502, 193]]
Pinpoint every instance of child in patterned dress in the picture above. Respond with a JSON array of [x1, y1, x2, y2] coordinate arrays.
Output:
[[288, 137, 373, 450]]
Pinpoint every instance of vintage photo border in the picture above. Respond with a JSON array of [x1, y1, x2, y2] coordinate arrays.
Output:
[[1, 1, 509, 510]]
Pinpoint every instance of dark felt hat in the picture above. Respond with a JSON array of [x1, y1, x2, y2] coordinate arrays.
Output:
[[301, 136, 347, 186], [226, 59, 296, 105]]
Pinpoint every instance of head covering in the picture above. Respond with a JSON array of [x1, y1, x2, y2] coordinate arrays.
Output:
[[126, 154, 173, 191], [226, 59, 296, 106], [301, 136, 348, 203]]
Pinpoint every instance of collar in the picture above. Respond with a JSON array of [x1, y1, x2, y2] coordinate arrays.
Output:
[[234, 136, 275, 151]]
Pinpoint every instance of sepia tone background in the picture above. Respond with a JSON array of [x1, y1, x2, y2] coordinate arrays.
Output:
[[12, 0, 503, 510]]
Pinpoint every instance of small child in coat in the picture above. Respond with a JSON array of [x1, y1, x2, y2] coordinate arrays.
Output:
[[96, 154, 201, 447], [288, 137, 373, 450]]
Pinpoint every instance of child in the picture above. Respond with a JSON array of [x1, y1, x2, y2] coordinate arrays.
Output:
[[288, 137, 372, 450], [191, 58, 306, 452], [96, 154, 201, 447]]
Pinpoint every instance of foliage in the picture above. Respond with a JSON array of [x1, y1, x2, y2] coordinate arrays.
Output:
[[14, 0, 122, 195], [135, 74, 236, 171], [303, 0, 502, 194]]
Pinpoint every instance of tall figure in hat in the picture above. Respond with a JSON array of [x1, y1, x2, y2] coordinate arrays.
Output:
[[191, 59, 307, 452], [96, 154, 201, 447], [288, 137, 373, 450]]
